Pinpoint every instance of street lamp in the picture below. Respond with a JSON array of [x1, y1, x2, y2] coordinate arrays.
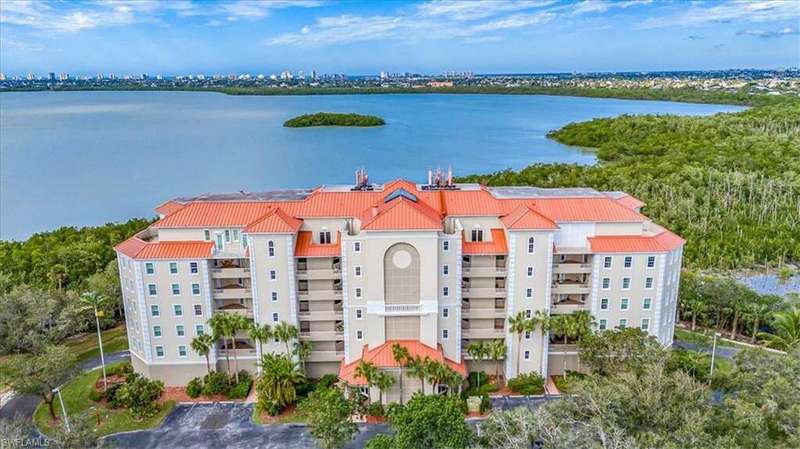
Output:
[[709, 332, 721, 381], [53, 387, 70, 432], [94, 306, 108, 391]]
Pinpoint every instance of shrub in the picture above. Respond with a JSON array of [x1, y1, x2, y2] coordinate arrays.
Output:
[[467, 371, 489, 390], [367, 402, 385, 417], [88, 389, 103, 402], [186, 377, 203, 398], [202, 371, 230, 397], [112, 373, 164, 419], [228, 372, 253, 400], [105, 382, 125, 407], [261, 400, 282, 416], [318, 374, 339, 389], [552, 370, 586, 394], [107, 362, 133, 377], [507, 372, 545, 395], [479, 394, 492, 414]]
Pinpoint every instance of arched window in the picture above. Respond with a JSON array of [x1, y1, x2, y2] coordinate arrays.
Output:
[[267, 240, 275, 257], [527, 237, 535, 254]]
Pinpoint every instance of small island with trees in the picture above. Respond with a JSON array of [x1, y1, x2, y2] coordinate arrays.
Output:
[[283, 112, 385, 128]]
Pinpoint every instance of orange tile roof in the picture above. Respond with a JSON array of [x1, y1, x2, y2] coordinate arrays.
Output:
[[614, 194, 647, 211], [500, 204, 559, 230], [338, 340, 466, 385], [462, 228, 508, 255], [115, 236, 214, 259], [243, 207, 302, 234], [588, 231, 685, 253], [294, 231, 341, 257], [152, 202, 277, 228], [154, 200, 187, 217], [530, 197, 645, 223], [360, 197, 443, 231]]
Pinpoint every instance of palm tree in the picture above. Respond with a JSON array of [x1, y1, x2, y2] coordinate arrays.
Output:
[[191, 334, 215, 374], [744, 297, 777, 344], [571, 310, 594, 343], [257, 352, 305, 408], [79, 291, 112, 390], [445, 370, 464, 395], [391, 343, 411, 404], [426, 361, 452, 394], [273, 321, 299, 356], [682, 297, 708, 331], [374, 372, 396, 405], [508, 311, 531, 377], [406, 355, 430, 395], [248, 322, 272, 365], [227, 314, 251, 383], [488, 339, 506, 386], [467, 341, 489, 389], [208, 313, 232, 373], [48, 264, 68, 292], [758, 307, 800, 351], [354, 360, 379, 404], [294, 340, 313, 373]]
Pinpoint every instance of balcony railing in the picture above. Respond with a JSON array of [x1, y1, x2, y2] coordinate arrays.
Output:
[[212, 287, 252, 299], [550, 283, 591, 295], [552, 263, 593, 274], [295, 267, 342, 280], [297, 310, 344, 321], [297, 289, 343, 300], [462, 307, 506, 319], [210, 267, 251, 278], [462, 266, 508, 277], [307, 350, 345, 362], [462, 328, 505, 339], [462, 287, 507, 298]]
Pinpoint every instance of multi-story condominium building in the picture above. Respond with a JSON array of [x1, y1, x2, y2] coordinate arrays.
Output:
[[115, 171, 683, 401]]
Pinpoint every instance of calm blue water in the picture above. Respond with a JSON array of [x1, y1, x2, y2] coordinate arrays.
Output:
[[0, 91, 743, 240]]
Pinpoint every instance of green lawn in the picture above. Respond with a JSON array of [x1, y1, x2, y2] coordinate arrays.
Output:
[[34, 361, 174, 437], [252, 404, 307, 425], [66, 325, 129, 363], [674, 328, 753, 351]]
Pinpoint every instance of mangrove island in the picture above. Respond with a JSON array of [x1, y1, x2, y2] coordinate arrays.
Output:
[[283, 112, 385, 127]]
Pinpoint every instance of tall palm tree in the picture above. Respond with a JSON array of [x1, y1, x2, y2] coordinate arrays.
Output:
[[744, 298, 777, 344], [571, 310, 595, 343], [354, 360, 379, 404], [508, 311, 531, 378], [682, 297, 708, 331], [406, 355, 430, 395], [79, 291, 112, 390], [293, 340, 313, 373], [391, 343, 411, 404], [426, 361, 452, 394], [248, 322, 272, 365], [758, 307, 800, 351], [257, 352, 305, 408], [273, 321, 299, 356], [208, 313, 232, 373], [467, 341, 489, 389], [191, 334, 215, 374], [227, 314, 251, 383], [488, 339, 507, 386], [374, 372, 396, 405]]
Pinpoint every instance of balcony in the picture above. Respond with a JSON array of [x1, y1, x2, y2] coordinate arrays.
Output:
[[307, 350, 345, 362], [218, 340, 257, 357], [295, 267, 342, 280], [462, 307, 506, 319], [216, 303, 254, 318], [462, 328, 505, 339], [212, 286, 252, 299], [462, 350, 505, 360], [300, 330, 345, 341], [552, 263, 593, 274], [548, 343, 579, 353], [550, 283, 591, 295], [210, 267, 251, 279], [462, 287, 507, 298], [298, 310, 344, 321], [462, 265, 507, 277], [550, 303, 588, 314], [297, 289, 343, 301], [365, 301, 437, 316]]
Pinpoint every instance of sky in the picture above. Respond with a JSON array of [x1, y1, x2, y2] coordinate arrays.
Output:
[[1, 0, 799, 76]]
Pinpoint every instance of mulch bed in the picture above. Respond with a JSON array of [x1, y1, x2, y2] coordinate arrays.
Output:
[[160, 386, 244, 403], [258, 404, 299, 423]]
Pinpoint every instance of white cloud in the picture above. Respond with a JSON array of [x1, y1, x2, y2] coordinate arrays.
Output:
[[417, 0, 556, 21], [571, 0, 652, 16], [639, 0, 800, 29], [468, 12, 555, 33], [737, 27, 799, 38]]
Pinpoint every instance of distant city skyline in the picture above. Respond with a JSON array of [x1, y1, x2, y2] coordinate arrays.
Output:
[[1, 0, 798, 75]]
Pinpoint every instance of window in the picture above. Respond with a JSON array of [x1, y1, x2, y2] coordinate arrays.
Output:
[[190, 262, 199, 274], [600, 298, 609, 310], [356, 309, 363, 320], [319, 231, 332, 244], [526, 288, 533, 298], [355, 288, 362, 299], [618, 319, 628, 329], [191, 283, 201, 295], [232, 229, 239, 242], [602, 278, 611, 289], [356, 330, 363, 340], [178, 345, 187, 358], [151, 305, 160, 317], [442, 265, 449, 276], [442, 286, 449, 297], [193, 304, 202, 316], [640, 318, 650, 331], [267, 241, 275, 257], [354, 266, 362, 277], [643, 297, 652, 310], [524, 350, 530, 360], [145, 262, 155, 275], [471, 228, 483, 242], [525, 330, 531, 340], [148, 284, 157, 296], [647, 256, 656, 268], [215, 233, 223, 250], [527, 237, 535, 254], [442, 329, 449, 339], [171, 283, 181, 295], [622, 278, 631, 290], [442, 241, 449, 252], [195, 325, 204, 336], [603, 256, 612, 269], [271, 292, 278, 302], [242, 235, 248, 249], [176, 325, 185, 337], [623, 256, 632, 269], [645, 277, 654, 289], [598, 319, 607, 330], [224, 229, 231, 243], [153, 326, 162, 337], [525, 309, 532, 319], [269, 269, 277, 281], [527, 266, 534, 277], [620, 298, 629, 310], [272, 313, 279, 323], [442, 307, 449, 318], [155, 346, 165, 358], [203, 229, 210, 241], [169, 262, 178, 274], [173, 304, 183, 317]]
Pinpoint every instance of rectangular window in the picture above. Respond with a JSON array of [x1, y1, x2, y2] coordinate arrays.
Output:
[[195, 325, 204, 336], [354, 242, 361, 253], [442, 307, 449, 318], [178, 345, 187, 358], [155, 346, 165, 358], [527, 237, 535, 254], [618, 319, 628, 329], [267, 241, 275, 257], [442, 265, 449, 276], [269, 269, 277, 280], [442, 329, 449, 339], [355, 288, 362, 299], [215, 233, 224, 250], [169, 262, 178, 274], [191, 283, 200, 295], [224, 229, 231, 243], [232, 229, 239, 242], [620, 298, 629, 310], [319, 231, 332, 244], [525, 309, 532, 319], [442, 286, 449, 297], [527, 266, 534, 277], [603, 256, 612, 269], [602, 278, 611, 289], [640, 318, 650, 331], [524, 350, 530, 360], [645, 277, 654, 289], [354, 266, 362, 277], [643, 297, 652, 310], [145, 262, 155, 275], [176, 325, 185, 337], [190, 262, 199, 274], [600, 298, 609, 310], [524, 330, 531, 340], [647, 256, 656, 268], [356, 309, 363, 320], [151, 305, 160, 317], [356, 330, 363, 340], [272, 313, 279, 323], [171, 283, 181, 295], [148, 284, 157, 296], [471, 229, 483, 242], [622, 278, 631, 290], [194, 304, 202, 316], [203, 229, 210, 241], [623, 256, 632, 268], [442, 241, 449, 251], [173, 304, 183, 317], [271, 292, 278, 302], [526, 288, 533, 298], [598, 319, 607, 330], [153, 326, 162, 337]]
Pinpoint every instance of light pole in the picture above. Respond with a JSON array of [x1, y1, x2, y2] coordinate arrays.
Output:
[[54, 387, 70, 432], [709, 332, 721, 381], [94, 305, 108, 391]]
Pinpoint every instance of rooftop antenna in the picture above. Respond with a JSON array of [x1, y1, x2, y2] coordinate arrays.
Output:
[[447, 166, 453, 186]]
